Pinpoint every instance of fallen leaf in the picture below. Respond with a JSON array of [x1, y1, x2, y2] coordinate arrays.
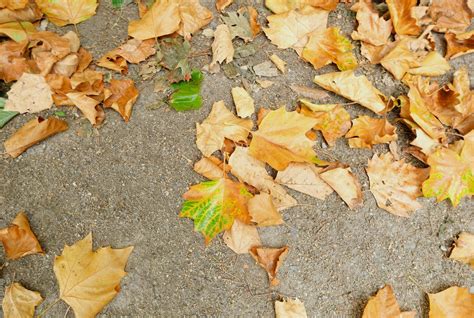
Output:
[[257, 79, 275, 88], [196, 101, 252, 157], [209, 24, 234, 73], [2, 283, 42, 318], [0, 40, 28, 82], [290, 85, 329, 100], [451, 67, 474, 134], [0, 21, 36, 42], [275, 163, 333, 200], [275, 298, 308, 318], [35, 0, 98, 26], [313, 70, 387, 114], [66, 92, 104, 126], [54, 233, 133, 318], [302, 27, 357, 71], [177, 0, 213, 39], [232, 87, 254, 118], [449, 232, 474, 269], [445, 31, 474, 60], [270, 54, 287, 73], [241, 6, 260, 38], [156, 37, 192, 82], [28, 31, 71, 75], [223, 220, 261, 254], [4, 117, 68, 158], [104, 79, 139, 122], [216, 0, 232, 11], [229, 146, 297, 210], [0, 211, 43, 260], [407, 51, 450, 77], [265, 0, 338, 12], [362, 285, 416, 318], [250, 246, 289, 286], [169, 70, 203, 111], [366, 153, 429, 217], [0, 2, 42, 24], [180, 178, 252, 243], [428, 286, 474, 317], [97, 39, 156, 73], [428, 0, 472, 33], [222, 10, 253, 42], [70, 69, 104, 97], [248, 193, 284, 226], [379, 38, 422, 80], [253, 61, 279, 77], [345, 116, 397, 149], [193, 156, 225, 180], [0, 97, 18, 128], [386, 0, 421, 36], [0, 0, 29, 10], [320, 166, 363, 210], [249, 107, 327, 171], [53, 53, 79, 78], [351, 1, 392, 46], [4, 73, 53, 113]]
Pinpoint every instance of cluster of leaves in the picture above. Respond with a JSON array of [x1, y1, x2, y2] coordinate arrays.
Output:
[[1, 212, 133, 317]]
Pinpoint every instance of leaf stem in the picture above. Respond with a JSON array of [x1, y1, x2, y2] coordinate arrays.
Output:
[[36, 297, 60, 318]]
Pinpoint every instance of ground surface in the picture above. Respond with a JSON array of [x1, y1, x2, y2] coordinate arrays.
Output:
[[0, 1, 473, 317]]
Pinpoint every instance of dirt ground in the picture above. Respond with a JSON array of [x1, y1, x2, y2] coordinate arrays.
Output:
[[1, 1, 473, 317]]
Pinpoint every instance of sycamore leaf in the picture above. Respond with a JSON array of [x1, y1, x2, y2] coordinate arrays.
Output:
[[275, 163, 333, 200], [445, 31, 474, 60], [265, 0, 338, 12], [428, 286, 474, 317], [248, 193, 284, 226], [449, 232, 474, 269], [196, 101, 252, 157], [320, 166, 363, 210], [362, 285, 416, 318], [4, 73, 53, 114], [223, 220, 261, 254], [53, 54, 79, 78], [180, 178, 252, 243], [209, 24, 234, 73], [67, 92, 104, 126], [275, 298, 308, 318], [250, 246, 289, 286], [28, 31, 72, 76], [2, 283, 42, 318], [0, 21, 36, 42], [345, 116, 397, 149], [193, 156, 225, 180], [428, 0, 472, 33], [249, 107, 327, 171], [379, 38, 424, 80], [36, 0, 98, 26], [263, 6, 329, 55], [104, 79, 139, 122], [216, 0, 232, 11], [302, 27, 357, 71], [177, 0, 213, 39], [0, 3, 42, 24], [4, 117, 68, 158], [0, 97, 18, 128], [386, 0, 420, 36], [97, 39, 156, 73], [0, 211, 43, 260], [169, 70, 203, 111], [229, 146, 297, 210], [54, 233, 133, 318], [351, 1, 392, 46], [366, 153, 429, 217], [0, 40, 28, 83], [231, 87, 254, 118], [313, 71, 387, 114]]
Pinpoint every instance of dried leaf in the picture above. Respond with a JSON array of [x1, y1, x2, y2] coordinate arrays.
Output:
[[0, 211, 43, 260], [351, 1, 392, 46], [270, 54, 287, 73], [180, 178, 252, 243], [451, 67, 474, 135], [104, 79, 139, 122], [177, 0, 213, 39], [265, 0, 338, 13], [36, 0, 98, 26], [290, 85, 329, 100], [216, 0, 232, 11], [97, 39, 156, 73], [428, 0, 472, 33], [386, 0, 421, 36], [4, 73, 53, 114], [193, 156, 225, 180], [66, 92, 104, 126], [2, 283, 42, 318], [222, 11, 253, 42], [248, 193, 284, 226], [345, 116, 397, 149], [428, 286, 474, 317], [0, 2, 42, 24], [29, 31, 71, 75], [0, 21, 36, 42], [407, 52, 450, 77], [445, 31, 474, 60], [157, 37, 192, 82], [209, 24, 234, 73], [0, 0, 28, 10], [250, 246, 289, 286], [223, 220, 261, 254], [232, 87, 254, 118], [53, 53, 79, 78], [449, 232, 474, 269], [362, 285, 416, 318], [320, 166, 363, 210], [275, 298, 308, 318], [253, 61, 279, 77], [257, 79, 275, 88], [54, 233, 133, 318], [0, 40, 28, 82]]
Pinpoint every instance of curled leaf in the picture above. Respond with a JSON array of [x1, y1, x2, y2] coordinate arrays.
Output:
[[345, 116, 397, 149], [449, 232, 474, 269], [320, 166, 363, 210], [250, 246, 289, 286], [104, 79, 139, 122]]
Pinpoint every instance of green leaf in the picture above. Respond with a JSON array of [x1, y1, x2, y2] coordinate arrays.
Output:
[[0, 97, 18, 128], [156, 37, 192, 83], [169, 70, 203, 111], [54, 111, 67, 117], [111, 0, 125, 8]]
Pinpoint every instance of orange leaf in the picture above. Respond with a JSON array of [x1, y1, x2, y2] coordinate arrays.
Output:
[[362, 285, 416, 318], [250, 246, 289, 286], [104, 79, 139, 122], [428, 286, 474, 317]]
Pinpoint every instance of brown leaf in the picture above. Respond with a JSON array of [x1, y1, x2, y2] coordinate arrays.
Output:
[[386, 0, 421, 36], [66, 92, 104, 126], [216, 0, 232, 11], [4, 73, 53, 114], [248, 193, 284, 226], [223, 220, 261, 254], [250, 246, 289, 286], [449, 232, 474, 269], [193, 156, 225, 180], [28, 31, 71, 75], [97, 39, 156, 73], [275, 298, 308, 318], [209, 24, 234, 73], [4, 117, 68, 158], [0, 2, 42, 24], [428, 0, 472, 33], [2, 282, 42, 318], [0, 40, 28, 82], [77, 47, 93, 72], [445, 31, 474, 60], [53, 53, 79, 77], [320, 166, 363, 210], [71, 69, 104, 98], [177, 0, 213, 39], [104, 79, 139, 122], [362, 285, 415, 318], [45, 74, 73, 106], [0, 211, 43, 260], [345, 116, 397, 149], [428, 286, 474, 317], [351, 1, 392, 46]]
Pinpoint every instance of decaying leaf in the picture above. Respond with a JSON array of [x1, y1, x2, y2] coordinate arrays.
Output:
[[265, 0, 338, 13], [449, 232, 474, 269], [104, 79, 139, 122], [428, 286, 474, 317], [345, 116, 397, 149], [222, 10, 253, 42], [275, 163, 333, 200], [2, 283, 42, 318], [313, 71, 387, 114], [35, 0, 98, 26], [351, 1, 392, 46], [0, 211, 43, 260], [270, 54, 287, 73], [180, 178, 252, 243], [232, 87, 254, 118], [366, 153, 429, 217], [386, 0, 420, 36], [196, 101, 252, 157], [320, 166, 363, 209], [28, 31, 72, 76], [428, 0, 472, 33], [451, 67, 474, 135], [445, 31, 474, 60], [54, 233, 133, 318], [216, 0, 232, 11], [250, 246, 289, 286], [209, 24, 234, 73], [4, 117, 68, 158], [362, 285, 416, 318], [97, 39, 156, 73], [248, 193, 284, 226], [223, 220, 261, 254], [275, 298, 308, 318], [406, 52, 451, 77], [4, 73, 53, 113]]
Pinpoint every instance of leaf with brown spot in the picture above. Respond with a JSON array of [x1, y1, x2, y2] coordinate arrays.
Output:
[[250, 246, 289, 286], [104, 79, 139, 122], [0, 212, 43, 260], [2, 282, 42, 318], [223, 220, 261, 254], [449, 232, 474, 269], [362, 285, 416, 318], [445, 31, 474, 60], [345, 116, 397, 149], [320, 166, 363, 210], [428, 286, 474, 317]]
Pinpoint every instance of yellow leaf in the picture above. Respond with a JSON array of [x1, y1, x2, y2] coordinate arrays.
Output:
[[196, 101, 252, 157], [445, 31, 474, 60], [248, 193, 284, 226], [428, 0, 472, 33], [386, 0, 421, 36], [362, 285, 416, 318], [428, 286, 474, 317], [320, 166, 363, 210], [407, 51, 450, 77], [54, 233, 134, 318], [35, 0, 98, 27], [4, 73, 53, 114], [275, 298, 308, 318], [250, 246, 289, 286], [351, 1, 392, 46], [223, 220, 261, 254], [366, 153, 429, 217], [452, 67, 474, 134], [346, 115, 397, 149], [231, 87, 255, 118], [177, 0, 213, 39], [0, 21, 36, 42], [313, 70, 387, 114], [449, 232, 474, 269], [0, 2, 42, 24], [380, 38, 421, 80], [209, 24, 234, 73], [2, 283, 42, 318], [0, 0, 28, 10], [193, 156, 225, 180], [265, 0, 338, 13], [249, 107, 327, 171]]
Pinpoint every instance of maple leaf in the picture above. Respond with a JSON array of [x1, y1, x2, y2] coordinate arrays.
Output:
[[4, 73, 53, 114], [249, 107, 327, 171], [302, 27, 357, 71], [196, 101, 252, 157], [407, 52, 451, 77], [209, 24, 234, 73], [248, 193, 284, 226], [0, 21, 36, 42], [223, 220, 261, 254], [54, 233, 133, 318], [231, 87, 254, 118], [362, 285, 416, 318], [320, 166, 363, 210], [386, 0, 420, 36], [180, 178, 252, 243], [156, 37, 192, 82], [445, 31, 474, 60], [366, 153, 429, 217], [449, 232, 474, 269], [313, 70, 387, 114], [35, 0, 98, 27], [428, 286, 474, 317], [351, 1, 392, 46], [250, 246, 289, 286], [2, 282, 42, 318], [345, 116, 397, 149], [28, 31, 72, 76], [265, 0, 338, 12], [0, 211, 43, 260], [104, 79, 139, 122]]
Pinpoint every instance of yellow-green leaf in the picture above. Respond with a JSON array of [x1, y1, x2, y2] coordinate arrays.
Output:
[[0, 21, 36, 42]]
